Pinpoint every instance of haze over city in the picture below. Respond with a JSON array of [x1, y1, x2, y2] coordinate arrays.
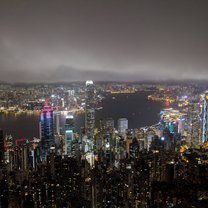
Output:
[[1, 0, 208, 82]]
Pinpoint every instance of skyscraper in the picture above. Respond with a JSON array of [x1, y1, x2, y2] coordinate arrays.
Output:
[[54, 111, 60, 135], [64, 114, 74, 155], [40, 98, 54, 160], [202, 93, 208, 143], [0, 129, 4, 167], [4, 135, 13, 165], [118, 118, 128, 136], [188, 97, 201, 147], [85, 80, 95, 150]]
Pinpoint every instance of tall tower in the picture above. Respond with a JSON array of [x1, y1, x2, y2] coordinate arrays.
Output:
[[64, 114, 74, 155], [54, 111, 60, 135], [4, 135, 14, 165], [188, 97, 201, 147], [85, 80, 95, 150], [202, 93, 208, 143], [0, 129, 4, 167], [118, 118, 128, 136], [40, 98, 54, 159]]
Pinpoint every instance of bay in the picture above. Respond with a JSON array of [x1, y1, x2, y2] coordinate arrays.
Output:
[[0, 92, 169, 138]]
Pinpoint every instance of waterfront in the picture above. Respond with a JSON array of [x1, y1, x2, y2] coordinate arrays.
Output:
[[0, 92, 168, 138]]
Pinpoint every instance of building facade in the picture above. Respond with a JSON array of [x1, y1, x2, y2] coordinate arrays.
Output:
[[118, 118, 128, 136], [85, 80, 95, 151], [0, 129, 3, 167], [40, 98, 54, 160], [202, 93, 208, 143], [64, 114, 74, 156]]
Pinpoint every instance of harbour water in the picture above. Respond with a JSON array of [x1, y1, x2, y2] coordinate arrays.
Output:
[[0, 92, 168, 138]]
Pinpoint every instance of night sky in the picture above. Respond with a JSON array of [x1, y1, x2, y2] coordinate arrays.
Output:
[[0, 0, 208, 82]]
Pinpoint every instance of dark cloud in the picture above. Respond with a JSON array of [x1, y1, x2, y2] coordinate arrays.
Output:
[[0, 0, 208, 82], [0, 66, 137, 83]]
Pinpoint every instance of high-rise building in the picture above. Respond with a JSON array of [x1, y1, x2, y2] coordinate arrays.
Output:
[[202, 93, 208, 143], [85, 80, 95, 150], [64, 114, 74, 155], [40, 98, 54, 160], [4, 135, 14, 166], [188, 98, 201, 147], [54, 111, 60, 135], [118, 118, 128, 136], [0, 129, 4, 166]]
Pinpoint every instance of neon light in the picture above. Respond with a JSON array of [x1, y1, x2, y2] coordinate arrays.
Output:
[[46, 112, 51, 118]]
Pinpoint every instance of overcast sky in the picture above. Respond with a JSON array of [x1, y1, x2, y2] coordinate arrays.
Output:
[[0, 0, 208, 82]]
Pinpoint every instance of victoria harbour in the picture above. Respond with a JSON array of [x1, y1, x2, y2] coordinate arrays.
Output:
[[0, 92, 166, 139]]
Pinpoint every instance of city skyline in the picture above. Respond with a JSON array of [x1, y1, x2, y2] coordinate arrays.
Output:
[[0, 77, 208, 207], [1, 0, 208, 82]]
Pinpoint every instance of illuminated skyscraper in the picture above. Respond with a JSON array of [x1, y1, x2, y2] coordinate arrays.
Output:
[[0, 129, 4, 166], [64, 114, 74, 155], [4, 135, 13, 165], [40, 98, 54, 159], [188, 97, 201, 147], [85, 80, 95, 149], [54, 111, 60, 135], [118, 118, 128, 136], [202, 93, 208, 143]]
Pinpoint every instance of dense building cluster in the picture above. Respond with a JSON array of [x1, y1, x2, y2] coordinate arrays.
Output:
[[0, 81, 208, 207]]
